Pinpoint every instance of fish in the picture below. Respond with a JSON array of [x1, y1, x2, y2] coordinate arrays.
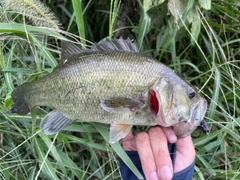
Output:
[[11, 37, 209, 143]]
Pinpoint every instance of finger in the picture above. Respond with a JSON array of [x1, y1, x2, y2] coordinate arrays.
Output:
[[122, 131, 137, 151], [135, 132, 159, 180], [161, 127, 177, 143], [149, 127, 173, 180], [174, 136, 195, 173]]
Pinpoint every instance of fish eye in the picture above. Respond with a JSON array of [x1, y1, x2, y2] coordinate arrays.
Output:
[[188, 91, 195, 99]]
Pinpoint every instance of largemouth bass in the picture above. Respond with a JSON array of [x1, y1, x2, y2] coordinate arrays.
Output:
[[11, 38, 209, 143]]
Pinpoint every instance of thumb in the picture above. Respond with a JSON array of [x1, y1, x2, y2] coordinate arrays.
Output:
[[122, 131, 137, 151]]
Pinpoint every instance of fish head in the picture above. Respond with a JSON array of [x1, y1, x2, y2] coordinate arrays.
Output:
[[172, 92, 208, 137], [149, 77, 208, 137]]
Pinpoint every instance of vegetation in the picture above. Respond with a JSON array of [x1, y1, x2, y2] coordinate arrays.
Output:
[[0, 0, 240, 179]]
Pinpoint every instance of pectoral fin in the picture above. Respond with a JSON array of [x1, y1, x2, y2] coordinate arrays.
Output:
[[40, 110, 75, 135], [101, 97, 144, 115], [110, 123, 132, 143]]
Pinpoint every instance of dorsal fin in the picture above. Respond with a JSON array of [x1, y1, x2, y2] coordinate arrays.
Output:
[[92, 37, 139, 52], [61, 41, 86, 60], [61, 37, 139, 60]]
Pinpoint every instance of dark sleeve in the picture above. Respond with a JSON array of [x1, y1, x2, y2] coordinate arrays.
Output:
[[119, 151, 146, 180], [172, 160, 195, 180], [119, 143, 195, 180]]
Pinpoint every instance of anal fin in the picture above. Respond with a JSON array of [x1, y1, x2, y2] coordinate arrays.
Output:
[[110, 123, 132, 143], [40, 110, 75, 135]]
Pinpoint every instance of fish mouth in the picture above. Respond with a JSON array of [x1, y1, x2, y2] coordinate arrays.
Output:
[[149, 90, 159, 115]]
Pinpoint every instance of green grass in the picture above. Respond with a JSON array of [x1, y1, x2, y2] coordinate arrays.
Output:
[[0, 0, 240, 179]]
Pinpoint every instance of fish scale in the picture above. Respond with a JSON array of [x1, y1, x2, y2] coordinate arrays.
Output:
[[27, 53, 150, 121], [11, 37, 209, 143]]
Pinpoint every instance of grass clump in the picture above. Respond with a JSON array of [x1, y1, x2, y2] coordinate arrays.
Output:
[[0, 0, 240, 179]]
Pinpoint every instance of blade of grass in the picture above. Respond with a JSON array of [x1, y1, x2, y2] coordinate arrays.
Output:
[[0, 23, 64, 38], [207, 66, 221, 120], [93, 123, 144, 180], [136, 0, 151, 52], [71, 0, 86, 47], [38, 132, 67, 176], [2, 48, 14, 91], [109, 0, 121, 38], [34, 136, 60, 180], [31, 36, 58, 68], [56, 150, 85, 179], [61, 134, 107, 152]]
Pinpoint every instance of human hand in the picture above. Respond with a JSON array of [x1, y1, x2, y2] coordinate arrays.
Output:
[[122, 126, 195, 180]]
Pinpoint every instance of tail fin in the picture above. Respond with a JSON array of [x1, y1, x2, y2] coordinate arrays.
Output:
[[11, 83, 31, 115]]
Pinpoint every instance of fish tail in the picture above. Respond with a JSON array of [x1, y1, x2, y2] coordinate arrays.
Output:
[[11, 83, 31, 115]]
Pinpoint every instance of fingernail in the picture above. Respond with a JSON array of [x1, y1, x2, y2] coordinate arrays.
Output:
[[158, 166, 172, 180], [149, 171, 158, 180]]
